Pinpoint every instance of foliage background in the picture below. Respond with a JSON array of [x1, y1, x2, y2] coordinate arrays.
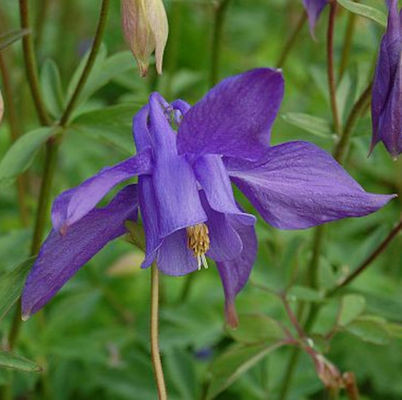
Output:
[[0, 0, 401, 399]]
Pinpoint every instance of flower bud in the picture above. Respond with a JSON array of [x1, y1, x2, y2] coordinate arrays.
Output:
[[121, 0, 168, 77], [0, 89, 3, 125]]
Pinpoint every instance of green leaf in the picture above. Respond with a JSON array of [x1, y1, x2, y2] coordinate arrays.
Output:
[[0, 29, 30, 51], [338, 294, 366, 327], [66, 48, 134, 114], [0, 127, 57, 185], [345, 315, 390, 345], [41, 59, 65, 118], [165, 348, 197, 400], [0, 257, 36, 321], [0, 352, 41, 372], [66, 44, 107, 103], [281, 113, 333, 138], [337, 0, 387, 27], [71, 104, 141, 154], [287, 286, 324, 302], [386, 323, 402, 340], [227, 313, 285, 345], [206, 343, 283, 399]]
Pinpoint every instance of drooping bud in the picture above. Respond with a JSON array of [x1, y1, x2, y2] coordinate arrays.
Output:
[[121, 0, 168, 77], [0, 89, 3, 124]]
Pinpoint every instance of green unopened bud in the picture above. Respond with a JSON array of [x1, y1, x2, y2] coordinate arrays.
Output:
[[121, 0, 168, 77], [0, 89, 3, 125]]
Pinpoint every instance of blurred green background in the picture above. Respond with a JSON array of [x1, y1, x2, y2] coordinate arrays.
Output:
[[0, 0, 401, 399]]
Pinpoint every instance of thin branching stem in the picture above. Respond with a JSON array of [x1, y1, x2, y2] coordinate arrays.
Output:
[[19, 0, 51, 126], [0, 53, 28, 226], [276, 11, 307, 69], [338, 10, 357, 80], [330, 218, 402, 295], [327, 0, 341, 136]]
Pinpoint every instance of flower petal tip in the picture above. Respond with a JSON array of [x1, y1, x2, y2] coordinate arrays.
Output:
[[225, 302, 239, 329], [21, 313, 30, 322]]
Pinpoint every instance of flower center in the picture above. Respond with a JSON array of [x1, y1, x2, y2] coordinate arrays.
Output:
[[186, 223, 210, 270]]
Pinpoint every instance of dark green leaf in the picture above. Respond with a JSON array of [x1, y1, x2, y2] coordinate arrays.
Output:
[[0, 352, 41, 372], [337, 0, 387, 27], [338, 294, 366, 327], [0, 127, 57, 185], [41, 59, 65, 118], [227, 313, 285, 344], [206, 343, 283, 399], [0, 257, 36, 321]]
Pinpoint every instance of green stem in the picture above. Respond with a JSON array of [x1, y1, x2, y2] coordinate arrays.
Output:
[[8, 0, 111, 353], [209, 0, 231, 88], [327, 1, 341, 136], [150, 264, 167, 400], [19, 0, 51, 126], [276, 12, 307, 69], [34, 0, 51, 50], [278, 349, 302, 400], [333, 82, 372, 163], [59, 0, 110, 126], [30, 136, 60, 254], [164, 0, 183, 99], [338, 10, 357, 80], [329, 218, 402, 296], [0, 52, 29, 226]]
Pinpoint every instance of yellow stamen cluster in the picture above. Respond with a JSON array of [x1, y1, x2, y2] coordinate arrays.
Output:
[[186, 223, 210, 270]]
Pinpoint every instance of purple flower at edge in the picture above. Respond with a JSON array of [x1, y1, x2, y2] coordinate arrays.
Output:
[[371, 0, 401, 157], [302, 0, 328, 38], [22, 68, 395, 326]]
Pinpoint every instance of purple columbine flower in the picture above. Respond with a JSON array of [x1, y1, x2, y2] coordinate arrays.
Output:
[[302, 0, 328, 37], [22, 69, 395, 326], [371, 0, 401, 157]]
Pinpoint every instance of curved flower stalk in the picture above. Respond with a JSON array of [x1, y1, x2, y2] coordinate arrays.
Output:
[[302, 0, 328, 38], [121, 0, 168, 76], [371, 0, 401, 157], [22, 69, 395, 326]]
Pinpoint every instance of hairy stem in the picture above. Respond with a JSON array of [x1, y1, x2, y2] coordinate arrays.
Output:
[[209, 0, 231, 88], [327, 1, 341, 136], [150, 264, 167, 400], [276, 11, 307, 68]]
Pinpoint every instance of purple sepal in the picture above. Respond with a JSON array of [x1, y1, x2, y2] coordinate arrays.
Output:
[[22, 185, 139, 318]]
